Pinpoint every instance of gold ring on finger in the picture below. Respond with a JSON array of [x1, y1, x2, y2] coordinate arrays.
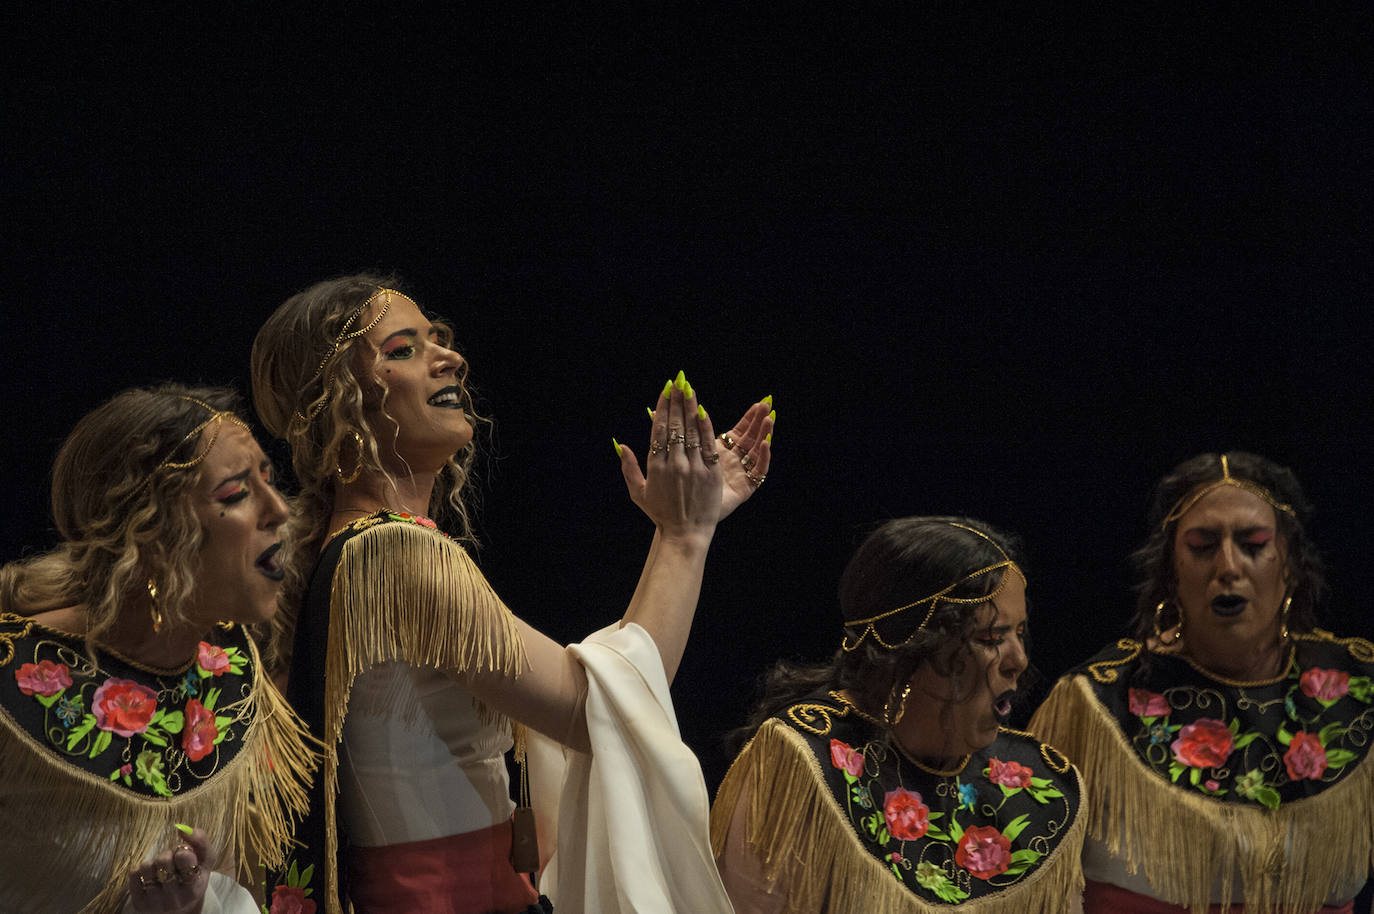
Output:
[[137, 875, 152, 890], [740, 453, 756, 471], [667, 432, 685, 447], [684, 441, 700, 450], [649, 440, 666, 456], [156, 867, 173, 884], [745, 471, 766, 487], [720, 433, 736, 450], [703, 452, 720, 465]]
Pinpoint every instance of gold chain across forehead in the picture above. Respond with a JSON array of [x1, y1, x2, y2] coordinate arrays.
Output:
[[841, 522, 1026, 653], [154, 396, 252, 473], [290, 286, 403, 428], [1160, 453, 1295, 531]]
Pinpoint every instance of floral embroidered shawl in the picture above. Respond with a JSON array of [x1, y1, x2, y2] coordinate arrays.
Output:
[[711, 690, 1086, 913], [0, 614, 315, 914], [1030, 629, 1374, 912]]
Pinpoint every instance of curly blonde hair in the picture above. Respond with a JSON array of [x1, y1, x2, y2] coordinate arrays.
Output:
[[0, 385, 249, 655], [250, 274, 487, 672]]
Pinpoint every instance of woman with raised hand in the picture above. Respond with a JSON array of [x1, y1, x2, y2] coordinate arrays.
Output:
[[713, 516, 1086, 913], [0, 385, 315, 914], [250, 274, 773, 914], [1031, 452, 1373, 913]]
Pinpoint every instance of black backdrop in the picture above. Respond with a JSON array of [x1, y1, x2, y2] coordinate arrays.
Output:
[[5, 8, 1373, 793]]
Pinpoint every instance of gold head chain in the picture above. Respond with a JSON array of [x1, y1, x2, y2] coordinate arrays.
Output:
[[154, 396, 253, 472], [841, 522, 1026, 652], [1160, 453, 1295, 530], [290, 286, 403, 429]]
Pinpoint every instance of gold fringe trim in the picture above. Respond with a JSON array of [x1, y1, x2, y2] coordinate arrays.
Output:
[[319, 521, 527, 914], [0, 634, 318, 914], [1030, 675, 1374, 913], [711, 720, 1086, 914]]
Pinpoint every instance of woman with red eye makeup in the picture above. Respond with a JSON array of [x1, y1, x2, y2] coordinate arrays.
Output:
[[250, 274, 774, 914], [711, 516, 1086, 914], [0, 385, 316, 914], [1032, 452, 1374, 913]]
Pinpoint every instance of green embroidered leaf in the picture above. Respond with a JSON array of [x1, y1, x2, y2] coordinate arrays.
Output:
[[1228, 718, 1240, 735], [1318, 721, 1345, 745], [149, 708, 165, 725], [1277, 723, 1293, 746], [161, 711, 184, 734], [1029, 776, 1053, 788], [1348, 676, 1373, 702], [153, 779, 173, 798], [298, 864, 314, 888], [141, 731, 168, 747], [999, 783, 1017, 799], [197, 665, 213, 680], [1009, 848, 1043, 864], [1002, 813, 1030, 842], [122, 774, 132, 787], [843, 771, 858, 785], [926, 811, 943, 821], [1027, 786, 1064, 804], [109, 768, 121, 781], [89, 729, 112, 759], [949, 818, 965, 843], [876, 826, 890, 845], [205, 688, 221, 712], [924, 826, 950, 841], [1325, 749, 1358, 768], [1232, 732, 1260, 750], [224, 646, 242, 659], [287, 860, 300, 888], [1253, 786, 1281, 811], [1168, 762, 1184, 783], [36, 690, 64, 708], [66, 714, 96, 750], [1189, 767, 1202, 787]]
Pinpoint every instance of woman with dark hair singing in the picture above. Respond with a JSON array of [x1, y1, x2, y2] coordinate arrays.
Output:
[[0, 385, 315, 914], [1031, 452, 1373, 912], [712, 516, 1085, 913], [251, 276, 774, 913]]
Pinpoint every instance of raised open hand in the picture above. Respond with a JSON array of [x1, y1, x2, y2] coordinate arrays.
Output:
[[127, 826, 213, 913], [615, 372, 724, 543], [714, 396, 773, 520]]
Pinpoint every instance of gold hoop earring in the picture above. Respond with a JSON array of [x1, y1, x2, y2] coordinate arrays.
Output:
[[147, 579, 163, 634], [1279, 595, 1292, 643], [884, 682, 912, 727], [336, 430, 365, 484], [1153, 600, 1182, 646]]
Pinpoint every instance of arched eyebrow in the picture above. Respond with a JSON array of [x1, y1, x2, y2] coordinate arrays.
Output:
[[378, 325, 442, 346]]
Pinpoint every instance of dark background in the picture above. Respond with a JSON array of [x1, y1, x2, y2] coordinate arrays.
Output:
[[4, 8, 1372, 794]]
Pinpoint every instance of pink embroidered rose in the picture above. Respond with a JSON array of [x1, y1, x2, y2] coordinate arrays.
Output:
[[182, 699, 219, 762], [1170, 718, 1234, 769], [882, 787, 930, 840], [1300, 668, 1350, 702], [829, 738, 865, 777], [269, 886, 316, 914], [1205, 779, 1220, 791], [91, 678, 158, 736], [955, 824, 1012, 879], [1129, 688, 1170, 717], [120, 763, 133, 777], [415, 515, 437, 528], [196, 642, 231, 676], [15, 660, 72, 697], [1283, 731, 1328, 781], [986, 757, 1034, 789]]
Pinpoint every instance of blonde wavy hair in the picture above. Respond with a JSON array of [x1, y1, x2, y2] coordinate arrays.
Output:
[[0, 385, 248, 655], [250, 274, 486, 672]]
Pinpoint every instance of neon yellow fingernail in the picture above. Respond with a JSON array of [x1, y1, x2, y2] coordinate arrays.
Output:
[[766, 432, 772, 445], [612, 438, 623, 458], [674, 370, 687, 391], [174, 823, 193, 835], [762, 394, 773, 407], [768, 410, 776, 423], [697, 404, 707, 420], [662, 380, 674, 398], [647, 407, 655, 420], [684, 380, 695, 400]]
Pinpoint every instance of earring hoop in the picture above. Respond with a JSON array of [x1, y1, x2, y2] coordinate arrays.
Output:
[[147, 579, 163, 634], [1279, 595, 1293, 643], [883, 682, 912, 727], [1153, 600, 1183, 646], [336, 430, 365, 484]]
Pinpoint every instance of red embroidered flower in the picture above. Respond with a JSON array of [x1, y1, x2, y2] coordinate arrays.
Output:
[[1283, 731, 1328, 781], [1170, 718, 1234, 769], [269, 886, 316, 914], [182, 699, 219, 762], [415, 515, 437, 528], [196, 642, 231, 676], [91, 678, 158, 736], [882, 787, 930, 840], [955, 824, 1013, 879], [986, 757, 1034, 789], [829, 738, 865, 777], [15, 660, 72, 697], [1128, 688, 1169, 717], [1300, 668, 1350, 702]]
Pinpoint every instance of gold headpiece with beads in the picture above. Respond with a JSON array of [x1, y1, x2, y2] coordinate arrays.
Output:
[[841, 522, 1026, 652], [1160, 453, 1295, 530], [154, 396, 252, 473], [290, 286, 403, 428]]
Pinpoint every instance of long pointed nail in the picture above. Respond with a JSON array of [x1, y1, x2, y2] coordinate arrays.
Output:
[[766, 432, 772, 445], [647, 407, 655, 420], [768, 409, 776, 423], [674, 370, 687, 392], [662, 380, 674, 398], [612, 438, 623, 458], [762, 394, 773, 407], [684, 380, 695, 400], [697, 404, 707, 420], [174, 823, 193, 836]]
